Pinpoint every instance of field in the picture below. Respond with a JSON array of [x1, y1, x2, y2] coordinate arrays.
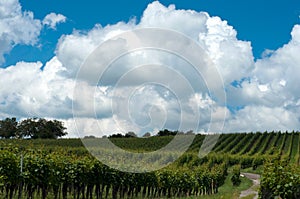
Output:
[[0, 131, 299, 199]]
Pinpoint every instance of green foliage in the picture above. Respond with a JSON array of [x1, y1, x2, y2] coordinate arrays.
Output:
[[0, 117, 17, 138], [259, 159, 300, 199], [108, 131, 138, 138], [0, 131, 299, 198], [125, 131, 137, 137], [0, 117, 67, 139], [231, 165, 241, 186], [18, 118, 67, 139], [0, 145, 227, 199], [0, 175, 3, 187], [142, 132, 151, 137], [157, 129, 178, 136], [0, 148, 20, 198]]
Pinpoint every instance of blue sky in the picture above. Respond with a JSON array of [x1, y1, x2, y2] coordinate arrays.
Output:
[[3, 0, 298, 67], [1, 0, 300, 136]]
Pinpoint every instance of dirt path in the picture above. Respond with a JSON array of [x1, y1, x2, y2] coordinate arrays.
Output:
[[239, 172, 260, 199]]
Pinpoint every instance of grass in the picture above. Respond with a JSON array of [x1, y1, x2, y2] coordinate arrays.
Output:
[[174, 172, 254, 199], [218, 173, 252, 197], [241, 165, 264, 175], [240, 193, 256, 199]]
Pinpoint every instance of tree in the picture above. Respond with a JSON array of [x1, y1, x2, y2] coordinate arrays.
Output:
[[17, 118, 67, 139], [17, 118, 39, 138], [84, 135, 96, 139], [125, 131, 137, 138], [185, 130, 195, 135], [143, 132, 151, 137], [157, 129, 177, 136], [44, 119, 67, 138], [0, 118, 18, 139], [109, 133, 124, 138]]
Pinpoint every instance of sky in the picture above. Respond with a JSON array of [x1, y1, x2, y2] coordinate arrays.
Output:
[[0, 0, 300, 137], [4, 0, 298, 66]]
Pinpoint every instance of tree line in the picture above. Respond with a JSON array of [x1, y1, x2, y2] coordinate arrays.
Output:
[[107, 129, 195, 138], [0, 117, 67, 139]]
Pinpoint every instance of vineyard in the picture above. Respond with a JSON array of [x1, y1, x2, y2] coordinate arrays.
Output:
[[0, 131, 299, 198]]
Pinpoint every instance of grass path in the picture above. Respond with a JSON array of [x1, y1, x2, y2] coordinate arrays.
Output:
[[239, 172, 260, 199], [193, 172, 253, 199]]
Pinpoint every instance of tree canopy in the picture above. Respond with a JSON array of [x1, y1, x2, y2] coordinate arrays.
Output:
[[108, 132, 137, 138], [156, 129, 178, 136], [0, 117, 18, 139], [0, 117, 67, 139]]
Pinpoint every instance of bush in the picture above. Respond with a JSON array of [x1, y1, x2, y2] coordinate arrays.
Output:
[[231, 165, 241, 186], [259, 159, 300, 199]]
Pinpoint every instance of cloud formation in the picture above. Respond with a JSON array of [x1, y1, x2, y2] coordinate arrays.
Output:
[[43, 13, 67, 29], [0, 57, 74, 119], [0, 0, 41, 64], [1, 1, 300, 137]]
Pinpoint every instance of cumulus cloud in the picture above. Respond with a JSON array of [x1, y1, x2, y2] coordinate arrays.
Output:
[[0, 0, 42, 64], [43, 13, 66, 29], [139, 1, 254, 84], [56, 1, 254, 86], [224, 24, 300, 131], [244, 25, 300, 107], [0, 57, 74, 119], [1, 1, 300, 137], [56, 22, 136, 78], [225, 106, 300, 132]]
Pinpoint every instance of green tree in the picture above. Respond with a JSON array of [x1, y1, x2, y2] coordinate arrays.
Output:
[[43, 119, 67, 139], [125, 131, 137, 138], [157, 129, 177, 136], [17, 118, 39, 138], [0, 117, 18, 138], [142, 132, 151, 137], [17, 118, 67, 139]]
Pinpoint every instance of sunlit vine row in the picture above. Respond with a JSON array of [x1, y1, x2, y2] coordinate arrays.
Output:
[[0, 147, 228, 199]]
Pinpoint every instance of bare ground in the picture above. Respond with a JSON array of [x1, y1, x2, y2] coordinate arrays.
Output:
[[239, 172, 260, 199]]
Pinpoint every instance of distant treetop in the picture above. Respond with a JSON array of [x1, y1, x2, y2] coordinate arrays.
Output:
[[0, 117, 67, 139]]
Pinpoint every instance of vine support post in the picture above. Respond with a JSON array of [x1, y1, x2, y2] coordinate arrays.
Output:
[[18, 153, 24, 199]]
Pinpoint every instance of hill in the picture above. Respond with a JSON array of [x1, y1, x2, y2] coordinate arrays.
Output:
[[0, 131, 299, 199]]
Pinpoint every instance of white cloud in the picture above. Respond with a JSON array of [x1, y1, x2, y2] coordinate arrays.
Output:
[[199, 17, 254, 85], [0, 57, 74, 119], [138, 1, 254, 84], [43, 13, 66, 29], [225, 106, 300, 132], [0, 0, 42, 64], [224, 24, 300, 132], [233, 24, 300, 108], [1, 1, 300, 137], [56, 22, 136, 78], [56, 1, 254, 87]]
